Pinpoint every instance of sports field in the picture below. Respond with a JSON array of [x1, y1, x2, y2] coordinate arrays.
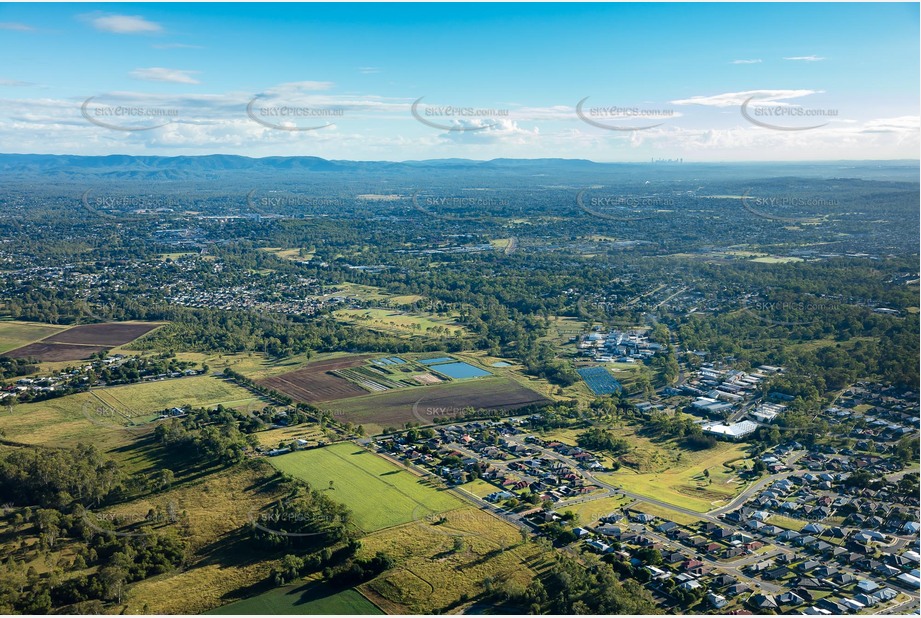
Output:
[[269, 443, 464, 532], [207, 581, 382, 615]]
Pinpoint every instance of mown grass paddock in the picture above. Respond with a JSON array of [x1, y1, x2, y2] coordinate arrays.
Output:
[[269, 442, 464, 533]]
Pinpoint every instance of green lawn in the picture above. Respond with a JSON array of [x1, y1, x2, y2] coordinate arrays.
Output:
[[207, 581, 382, 615], [458, 478, 502, 499], [269, 443, 464, 533]]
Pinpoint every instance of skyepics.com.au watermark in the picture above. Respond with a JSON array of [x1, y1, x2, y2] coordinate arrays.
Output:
[[81, 189, 181, 219], [81, 97, 178, 132], [246, 97, 344, 131], [747, 300, 841, 327], [411, 191, 509, 221], [82, 507, 181, 538], [741, 97, 837, 131], [576, 189, 673, 222], [80, 401, 146, 434], [411, 97, 509, 132], [246, 189, 348, 215], [412, 399, 503, 425], [741, 190, 837, 223], [576, 97, 674, 131], [248, 504, 349, 539]]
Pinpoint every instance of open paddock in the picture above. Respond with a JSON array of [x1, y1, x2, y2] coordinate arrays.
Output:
[[5, 342, 111, 361], [42, 321, 161, 346], [322, 378, 551, 434], [258, 355, 375, 403], [269, 442, 464, 533], [0, 320, 71, 354]]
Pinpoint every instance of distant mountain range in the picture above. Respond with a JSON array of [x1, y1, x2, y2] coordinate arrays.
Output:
[[0, 154, 916, 182]]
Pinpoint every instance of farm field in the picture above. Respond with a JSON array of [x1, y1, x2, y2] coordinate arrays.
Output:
[[4, 320, 162, 361], [0, 320, 70, 354], [257, 355, 374, 403], [0, 375, 259, 448], [599, 442, 750, 512], [4, 341, 110, 361], [357, 507, 546, 614], [206, 581, 381, 615], [268, 443, 464, 533], [320, 377, 552, 435], [176, 350, 343, 382], [333, 308, 465, 338], [42, 321, 161, 346], [91, 374, 262, 415]]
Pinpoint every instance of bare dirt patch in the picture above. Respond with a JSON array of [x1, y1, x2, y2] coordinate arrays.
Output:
[[5, 342, 110, 361], [43, 322, 160, 346]]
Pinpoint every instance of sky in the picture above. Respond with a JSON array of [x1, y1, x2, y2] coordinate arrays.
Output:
[[0, 2, 918, 161]]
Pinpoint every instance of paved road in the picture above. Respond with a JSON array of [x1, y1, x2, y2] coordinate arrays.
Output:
[[707, 451, 805, 517]]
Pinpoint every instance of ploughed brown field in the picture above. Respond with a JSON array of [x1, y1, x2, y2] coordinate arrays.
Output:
[[42, 322, 160, 346], [323, 378, 552, 429], [6, 321, 162, 361], [257, 355, 375, 403], [5, 342, 111, 362]]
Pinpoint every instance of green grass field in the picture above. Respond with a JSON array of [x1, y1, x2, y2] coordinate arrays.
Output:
[[0, 320, 71, 353], [207, 581, 382, 615], [555, 495, 632, 524], [0, 375, 259, 448], [333, 308, 465, 337], [631, 501, 705, 525], [269, 443, 464, 532], [457, 478, 502, 499], [599, 442, 750, 513]]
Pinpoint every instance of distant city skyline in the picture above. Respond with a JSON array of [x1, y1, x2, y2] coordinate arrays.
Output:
[[0, 2, 918, 161]]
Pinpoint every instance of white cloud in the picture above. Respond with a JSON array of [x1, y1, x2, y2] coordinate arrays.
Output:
[[860, 116, 920, 134], [359, 67, 380, 74], [0, 79, 34, 87], [671, 89, 821, 108], [0, 85, 916, 161], [784, 55, 825, 62], [265, 81, 336, 93], [0, 22, 34, 31], [152, 43, 203, 50], [732, 59, 762, 65], [130, 67, 200, 85], [88, 14, 162, 34]]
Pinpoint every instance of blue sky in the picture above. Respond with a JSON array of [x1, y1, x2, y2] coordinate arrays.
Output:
[[0, 3, 917, 160]]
